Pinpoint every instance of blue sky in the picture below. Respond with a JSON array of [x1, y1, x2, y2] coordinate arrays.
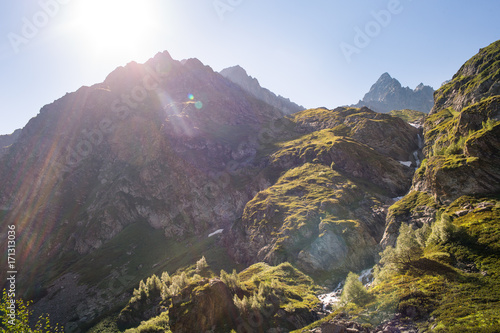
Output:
[[0, 0, 499, 134]]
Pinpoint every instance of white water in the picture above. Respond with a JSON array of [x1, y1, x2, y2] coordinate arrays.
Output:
[[413, 151, 421, 169], [358, 268, 374, 287], [417, 134, 424, 149], [318, 281, 343, 312]]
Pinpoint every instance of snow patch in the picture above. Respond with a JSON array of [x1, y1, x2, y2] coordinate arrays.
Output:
[[208, 229, 223, 237], [393, 196, 404, 202], [399, 161, 412, 167]]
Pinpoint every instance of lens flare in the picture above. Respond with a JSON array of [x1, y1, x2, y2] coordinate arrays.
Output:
[[188, 94, 194, 100]]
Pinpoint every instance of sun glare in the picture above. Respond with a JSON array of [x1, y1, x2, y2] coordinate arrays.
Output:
[[69, 0, 161, 58]]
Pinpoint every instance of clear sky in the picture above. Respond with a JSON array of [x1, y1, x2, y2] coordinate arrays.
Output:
[[0, 0, 499, 134]]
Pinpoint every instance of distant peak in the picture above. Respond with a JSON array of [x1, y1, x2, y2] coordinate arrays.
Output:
[[352, 72, 435, 113], [380, 72, 392, 79], [219, 65, 249, 77]]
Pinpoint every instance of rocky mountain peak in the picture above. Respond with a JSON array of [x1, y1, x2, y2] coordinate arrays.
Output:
[[353, 73, 435, 113]]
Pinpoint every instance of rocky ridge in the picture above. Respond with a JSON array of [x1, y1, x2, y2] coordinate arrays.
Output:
[[220, 65, 304, 115], [353, 73, 434, 114]]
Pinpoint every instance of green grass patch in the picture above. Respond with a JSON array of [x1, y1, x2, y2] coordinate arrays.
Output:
[[389, 191, 437, 217], [389, 109, 427, 123]]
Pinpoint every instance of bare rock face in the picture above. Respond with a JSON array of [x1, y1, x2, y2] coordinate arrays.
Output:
[[415, 40, 500, 204], [220, 65, 304, 115], [353, 72, 434, 114], [431, 40, 500, 115]]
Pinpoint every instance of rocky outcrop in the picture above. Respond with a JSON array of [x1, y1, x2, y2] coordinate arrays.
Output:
[[353, 73, 434, 114], [168, 279, 239, 332], [415, 40, 500, 204], [431, 40, 500, 115], [293, 107, 421, 161], [220, 65, 304, 115]]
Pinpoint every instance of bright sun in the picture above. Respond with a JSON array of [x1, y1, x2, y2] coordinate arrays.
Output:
[[69, 0, 160, 58]]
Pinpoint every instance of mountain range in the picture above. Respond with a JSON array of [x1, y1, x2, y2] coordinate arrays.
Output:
[[0, 40, 499, 333]]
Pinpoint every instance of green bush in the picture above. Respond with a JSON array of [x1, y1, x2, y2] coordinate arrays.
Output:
[[340, 272, 371, 306], [427, 212, 456, 246], [381, 223, 424, 272], [195, 256, 209, 273], [220, 269, 243, 291]]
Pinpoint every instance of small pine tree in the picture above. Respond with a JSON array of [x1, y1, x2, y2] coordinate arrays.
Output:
[[168, 283, 181, 297], [233, 295, 249, 313], [191, 274, 202, 283], [161, 271, 171, 285], [221, 269, 241, 291], [195, 256, 209, 273], [138, 280, 148, 299], [340, 272, 371, 306], [146, 275, 162, 298]]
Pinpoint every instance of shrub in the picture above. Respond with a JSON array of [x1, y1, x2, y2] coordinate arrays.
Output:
[[160, 271, 171, 285], [146, 274, 162, 299], [124, 311, 171, 333], [379, 223, 424, 273], [427, 212, 456, 245], [340, 272, 371, 306], [221, 269, 243, 291], [195, 256, 209, 273]]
